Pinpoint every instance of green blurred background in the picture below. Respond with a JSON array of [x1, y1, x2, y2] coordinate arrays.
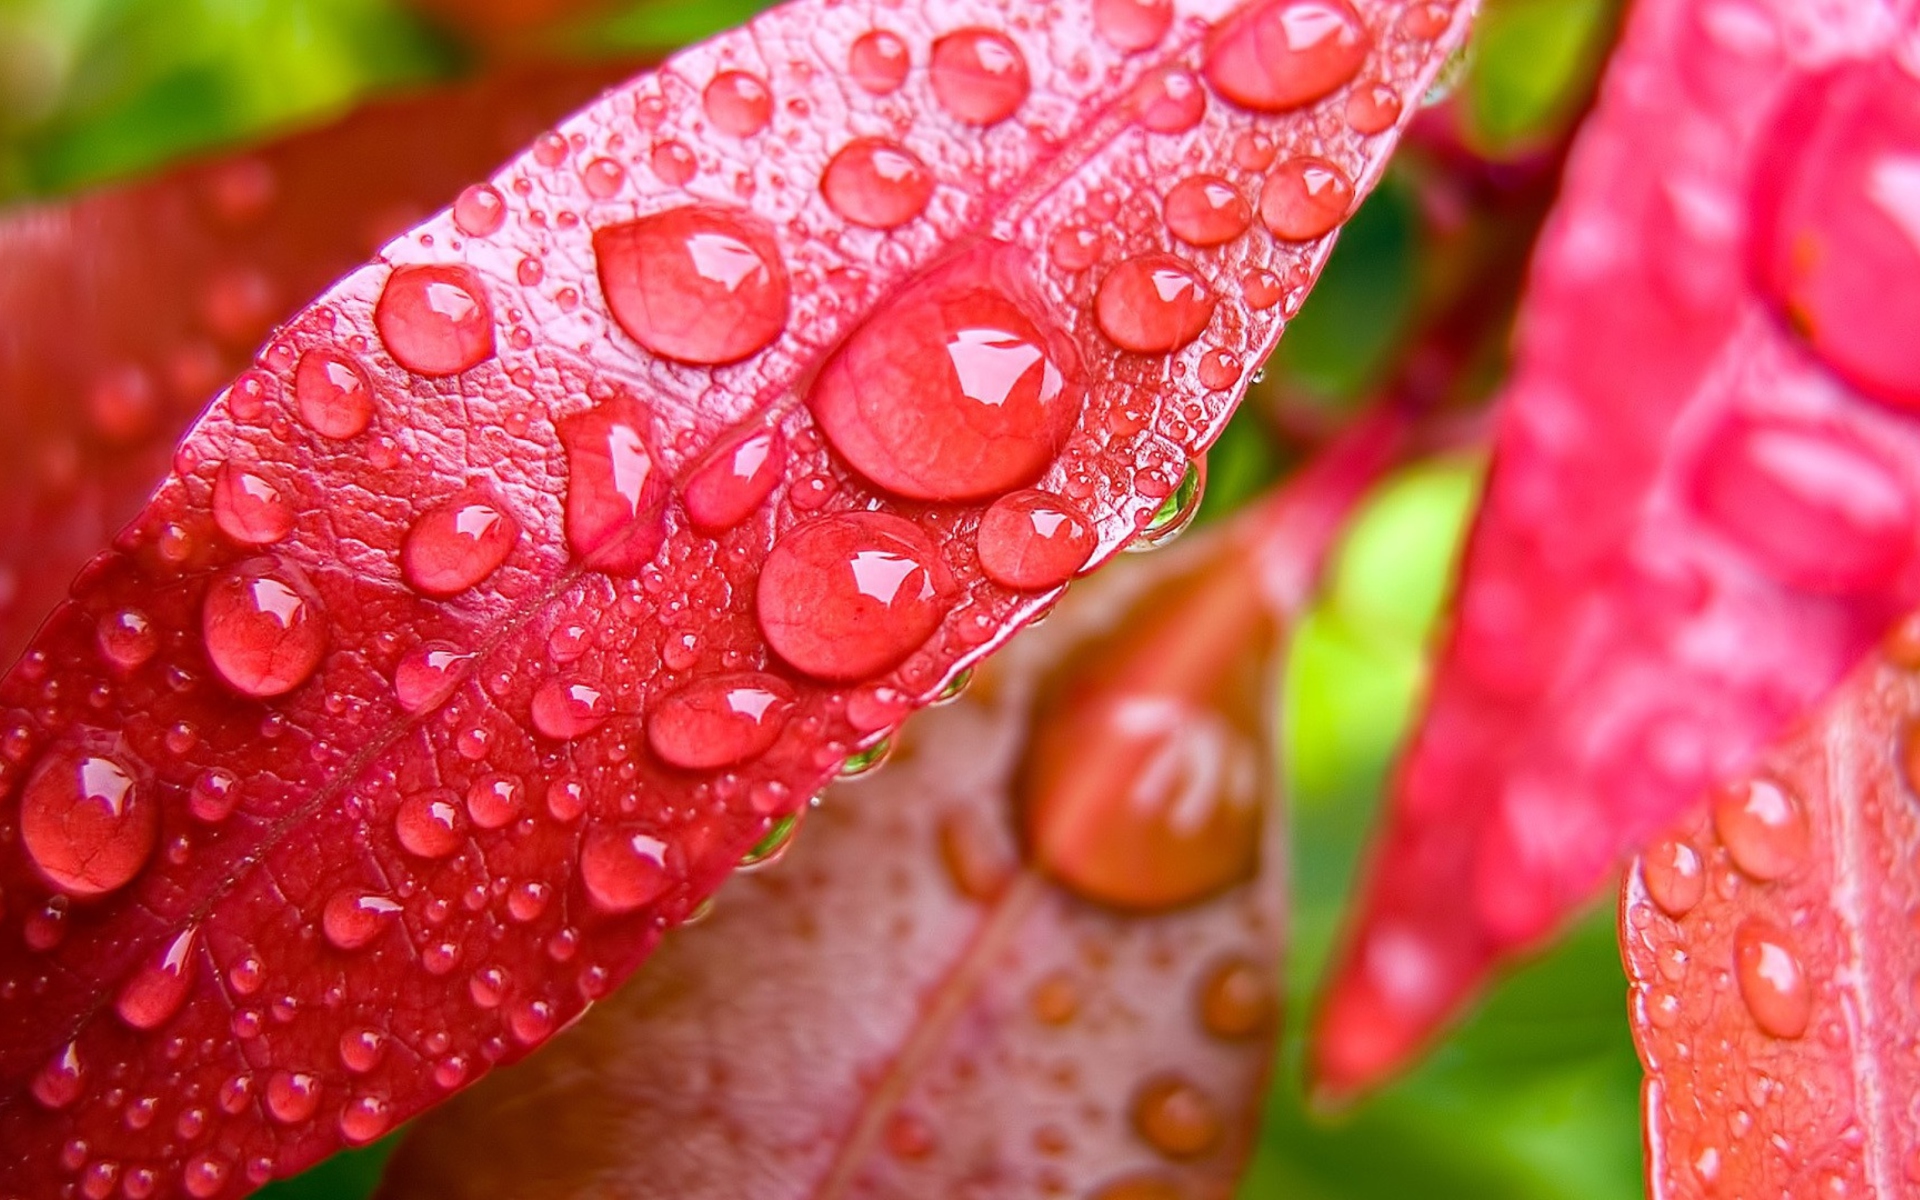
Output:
[[0, 0, 1636, 1194]]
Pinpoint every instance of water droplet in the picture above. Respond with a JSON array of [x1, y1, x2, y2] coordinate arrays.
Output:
[[402, 491, 519, 597], [593, 205, 789, 365], [1199, 956, 1276, 1038], [1753, 60, 1920, 409], [96, 608, 158, 671], [22, 743, 155, 898], [265, 1071, 320, 1125], [650, 140, 697, 185], [31, 1042, 84, 1109], [1260, 157, 1354, 241], [395, 791, 465, 858], [532, 132, 569, 167], [374, 264, 494, 377], [511, 999, 555, 1043], [1713, 778, 1809, 881], [452, 183, 506, 237], [822, 137, 934, 228], [704, 70, 772, 136], [1095, 255, 1215, 353], [339, 1095, 391, 1144], [1049, 225, 1103, 271], [547, 777, 587, 822], [1345, 81, 1402, 134], [183, 1153, 230, 1198], [1735, 919, 1812, 1039], [741, 813, 800, 868], [849, 29, 911, 93], [393, 643, 474, 714], [1694, 414, 1912, 593], [1093, 0, 1173, 50], [1131, 1074, 1222, 1158], [811, 248, 1085, 500], [212, 463, 294, 546], [1642, 837, 1706, 917], [684, 427, 783, 532], [838, 738, 892, 778], [1164, 176, 1252, 246], [580, 828, 670, 912], [977, 489, 1095, 590], [532, 677, 611, 740], [1134, 461, 1205, 548], [1131, 68, 1207, 133], [294, 350, 374, 440], [647, 673, 796, 770], [758, 512, 953, 681], [116, 926, 198, 1029], [466, 774, 522, 830], [202, 560, 327, 698], [1203, 0, 1370, 112], [560, 396, 668, 573], [340, 1028, 386, 1074], [929, 29, 1030, 125], [323, 890, 400, 951], [1198, 348, 1242, 390]]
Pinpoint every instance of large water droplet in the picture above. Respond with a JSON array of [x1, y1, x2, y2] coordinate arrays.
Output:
[[1734, 919, 1812, 1039], [374, 264, 494, 377], [22, 743, 155, 898], [212, 463, 294, 546], [593, 205, 789, 365], [560, 396, 668, 573], [684, 427, 783, 532], [822, 138, 934, 229], [1753, 60, 1920, 409], [810, 247, 1085, 500], [115, 926, 198, 1030], [1642, 836, 1706, 917], [395, 791, 465, 858], [929, 29, 1030, 125], [1095, 255, 1215, 353], [1131, 1074, 1222, 1158], [849, 29, 911, 93], [1093, 0, 1174, 50], [466, 774, 523, 830], [393, 643, 473, 714], [96, 608, 158, 672], [1199, 955, 1277, 1038], [532, 677, 611, 740], [976, 489, 1095, 590], [294, 349, 374, 440], [202, 560, 327, 698], [1694, 414, 1913, 593], [1203, 0, 1370, 112], [1131, 68, 1207, 133], [402, 492, 519, 597], [31, 1043, 85, 1109], [703, 70, 772, 137], [580, 828, 670, 912], [1712, 778, 1809, 881], [647, 673, 796, 770], [265, 1071, 320, 1125], [323, 890, 400, 951], [757, 512, 953, 681], [1260, 157, 1354, 241], [1164, 175, 1253, 246]]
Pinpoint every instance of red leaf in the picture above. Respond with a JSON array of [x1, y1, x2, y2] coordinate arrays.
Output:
[[375, 416, 1395, 1200], [0, 64, 636, 667], [0, 2, 1464, 1193], [1622, 620, 1920, 1198], [1313, 0, 1920, 1096]]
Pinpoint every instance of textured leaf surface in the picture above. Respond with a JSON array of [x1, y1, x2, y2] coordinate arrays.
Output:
[[1622, 621, 1920, 1199], [0, 1, 1468, 1195], [0, 64, 632, 666], [1313, 0, 1920, 1095], [376, 422, 1395, 1199]]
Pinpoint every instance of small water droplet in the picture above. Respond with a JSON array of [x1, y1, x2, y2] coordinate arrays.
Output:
[[1642, 837, 1707, 917], [452, 183, 506, 237], [1131, 67, 1207, 133], [96, 608, 158, 672], [1164, 176, 1252, 246], [650, 140, 697, 185], [740, 813, 800, 868], [294, 349, 374, 440], [929, 28, 1030, 125], [532, 677, 611, 740], [684, 427, 783, 532], [1093, 0, 1174, 50], [647, 673, 796, 770], [704, 70, 772, 136], [1345, 81, 1402, 134], [581, 157, 626, 200], [1198, 955, 1276, 1038], [323, 890, 400, 951], [31, 1042, 85, 1109], [338, 1094, 391, 1144], [22, 743, 155, 898], [393, 643, 474, 714], [822, 138, 934, 228], [1049, 225, 1103, 271], [183, 1153, 230, 1198], [1260, 157, 1354, 241], [265, 1071, 320, 1125], [466, 774, 523, 829], [202, 560, 327, 698], [849, 29, 911, 94], [532, 132, 569, 167], [1203, 0, 1370, 112], [1734, 919, 1812, 1038], [374, 264, 494, 377], [510, 999, 555, 1044], [212, 463, 293, 546], [1131, 1074, 1222, 1158], [402, 491, 519, 597], [560, 396, 668, 573], [977, 489, 1095, 590], [1095, 255, 1215, 353], [115, 926, 198, 1029], [758, 512, 954, 681], [1713, 778, 1809, 880], [593, 205, 789, 364], [580, 828, 670, 912], [838, 738, 892, 778], [395, 791, 466, 858], [340, 1028, 386, 1074]]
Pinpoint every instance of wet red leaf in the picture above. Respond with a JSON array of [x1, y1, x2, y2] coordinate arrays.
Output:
[[0, 1, 1465, 1194], [1622, 619, 1920, 1199], [376, 416, 1395, 1200], [0, 65, 635, 667], [1313, 0, 1920, 1096]]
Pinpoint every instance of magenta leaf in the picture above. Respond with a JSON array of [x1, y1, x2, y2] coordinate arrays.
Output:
[[0, 1, 1466, 1195], [1313, 0, 1920, 1097]]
